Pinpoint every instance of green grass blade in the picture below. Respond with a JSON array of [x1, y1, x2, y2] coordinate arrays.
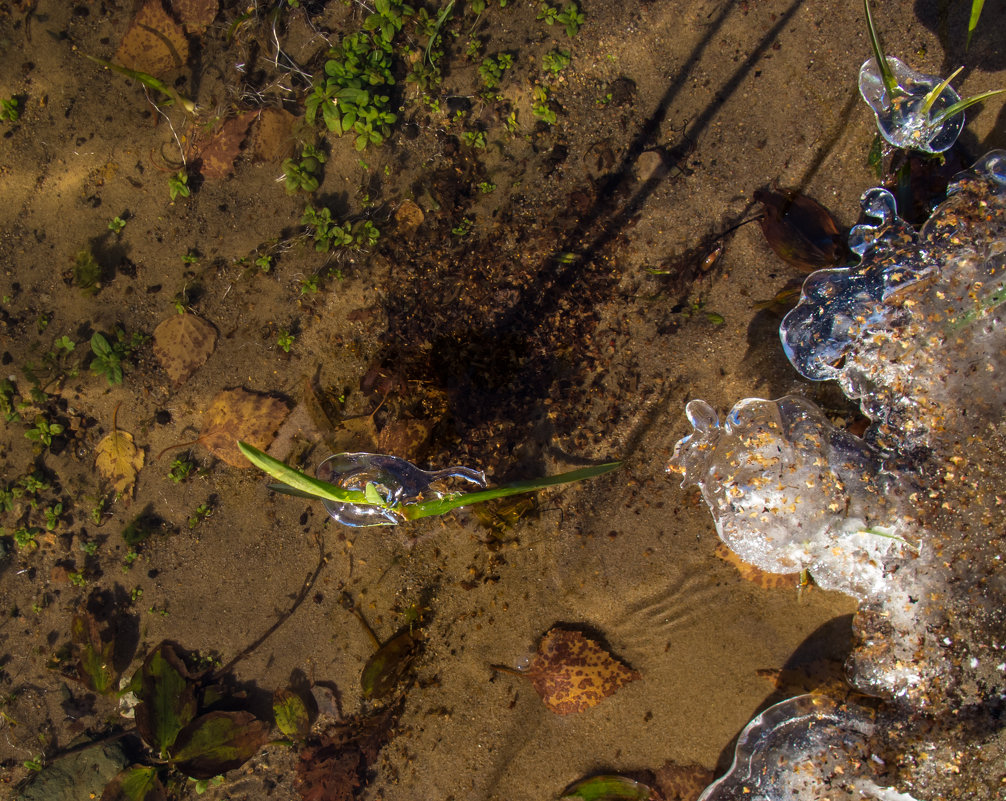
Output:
[[966, 0, 985, 51], [920, 66, 963, 115], [863, 0, 900, 98], [237, 441, 370, 505], [402, 462, 622, 520], [930, 88, 1006, 126]]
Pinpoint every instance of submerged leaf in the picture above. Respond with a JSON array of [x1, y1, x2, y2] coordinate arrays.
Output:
[[96, 429, 144, 496], [153, 313, 217, 384], [71, 610, 119, 694], [361, 630, 418, 700], [202, 388, 289, 467], [515, 628, 639, 715], [101, 765, 167, 801], [653, 761, 715, 801], [274, 689, 312, 740], [134, 643, 198, 757], [114, 0, 189, 75], [754, 187, 846, 272], [560, 774, 659, 800], [169, 710, 271, 779]]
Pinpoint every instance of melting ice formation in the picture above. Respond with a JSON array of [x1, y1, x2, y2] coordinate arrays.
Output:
[[316, 452, 486, 526], [673, 151, 1006, 800], [858, 56, 963, 154]]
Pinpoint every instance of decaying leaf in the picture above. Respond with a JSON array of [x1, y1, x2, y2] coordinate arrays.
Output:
[[170, 0, 219, 35], [192, 112, 258, 179], [153, 313, 217, 384], [296, 702, 402, 801], [376, 418, 433, 463], [96, 428, 144, 496], [115, 0, 189, 76], [560, 773, 660, 800], [101, 765, 167, 801], [169, 710, 271, 779], [201, 388, 290, 467], [248, 108, 300, 162], [512, 628, 639, 715], [134, 643, 198, 758], [653, 761, 715, 801], [361, 629, 419, 700], [715, 543, 799, 590], [754, 187, 846, 272], [71, 609, 119, 694], [274, 689, 313, 740]]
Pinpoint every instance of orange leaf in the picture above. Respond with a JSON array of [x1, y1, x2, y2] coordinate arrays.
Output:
[[153, 313, 217, 384], [194, 112, 258, 179], [521, 628, 639, 715], [115, 0, 189, 76], [201, 388, 289, 467]]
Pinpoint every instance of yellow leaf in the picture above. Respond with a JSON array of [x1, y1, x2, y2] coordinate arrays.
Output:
[[96, 430, 144, 496]]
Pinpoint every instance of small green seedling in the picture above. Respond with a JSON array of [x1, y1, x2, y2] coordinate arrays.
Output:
[[277, 330, 295, 352], [463, 130, 487, 149], [477, 181, 496, 194], [478, 53, 513, 90], [181, 252, 198, 265], [255, 254, 273, 272], [238, 441, 621, 525], [108, 216, 127, 234], [83, 54, 196, 114], [25, 415, 64, 448], [168, 170, 190, 201], [531, 85, 557, 124], [168, 456, 196, 483], [537, 1, 584, 36], [187, 502, 212, 529], [1, 97, 20, 122], [542, 48, 571, 75], [89, 332, 124, 385]]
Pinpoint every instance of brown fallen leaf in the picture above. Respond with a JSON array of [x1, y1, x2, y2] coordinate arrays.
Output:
[[377, 418, 434, 463], [201, 388, 290, 467], [499, 628, 639, 715], [170, 0, 219, 35], [248, 108, 300, 162], [96, 412, 144, 496], [715, 543, 799, 590], [191, 112, 258, 179], [653, 761, 715, 801], [754, 186, 846, 272], [115, 0, 189, 76], [153, 313, 217, 384]]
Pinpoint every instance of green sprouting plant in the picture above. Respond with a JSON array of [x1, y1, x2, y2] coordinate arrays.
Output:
[[181, 251, 199, 265], [79, 537, 98, 555], [469, 0, 509, 11], [238, 441, 620, 525], [466, 37, 483, 59], [255, 253, 273, 272], [168, 456, 196, 483], [477, 181, 496, 194], [542, 48, 571, 75], [89, 332, 124, 385], [0, 378, 19, 423], [43, 501, 62, 531], [537, 1, 583, 36], [299, 275, 320, 295], [282, 144, 326, 193], [306, 32, 398, 150], [462, 130, 487, 148], [68, 570, 86, 587], [504, 110, 520, 135], [863, 0, 1004, 132], [478, 52, 513, 90], [452, 217, 474, 236], [25, 416, 64, 448], [531, 85, 557, 124], [187, 502, 212, 529], [108, 216, 127, 234], [54, 335, 74, 354], [301, 204, 379, 252], [967, 0, 985, 49], [13, 526, 40, 551], [1, 97, 19, 122], [168, 170, 190, 201], [74, 247, 103, 294], [277, 329, 295, 353], [364, 0, 414, 45]]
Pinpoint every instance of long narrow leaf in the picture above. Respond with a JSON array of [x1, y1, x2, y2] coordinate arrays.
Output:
[[402, 462, 622, 520], [863, 0, 900, 98], [966, 0, 985, 50], [931, 88, 1006, 127], [237, 441, 370, 505]]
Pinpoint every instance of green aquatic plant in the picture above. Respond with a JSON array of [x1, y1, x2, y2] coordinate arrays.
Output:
[[238, 441, 620, 525], [1, 97, 20, 122], [168, 170, 190, 201], [537, 1, 584, 37]]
